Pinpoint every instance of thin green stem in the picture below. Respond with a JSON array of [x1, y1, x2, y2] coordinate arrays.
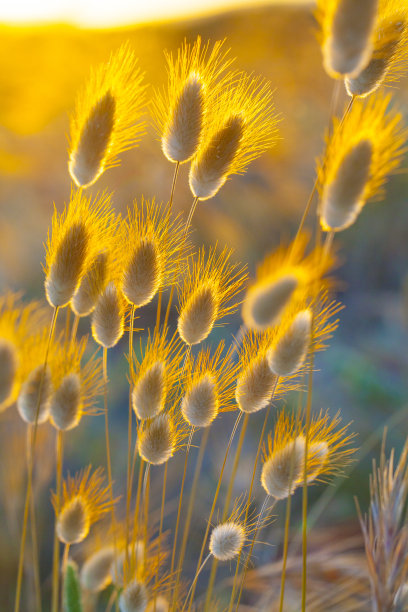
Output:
[[51, 430, 64, 612]]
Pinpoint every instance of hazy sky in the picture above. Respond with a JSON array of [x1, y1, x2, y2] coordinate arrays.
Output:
[[0, 0, 310, 27]]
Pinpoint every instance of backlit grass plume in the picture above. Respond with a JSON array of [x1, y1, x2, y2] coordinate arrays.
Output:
[[49, 337, 103, 431], [346, 0, 408, 97], [177, 246, 247, 346], [137, 409, 189, 465], [316, 0, 379, 78], [261, 410, 355, 500], [53, 466, 113, 545], [44, 190, 116, 308], [242, 235, 335, 331], [121, 199, 188, 308], [152, 36, 233, 164], [318, 94, 407, 232], [181, 342, 238, 428], [131, 327, 183, 420], [92, 282, 127, 349], [189, 73, 278, 200], [68, 43, 147, 188]]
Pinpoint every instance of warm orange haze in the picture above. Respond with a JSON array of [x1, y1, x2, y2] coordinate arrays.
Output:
[[1, 1, 408, 612]]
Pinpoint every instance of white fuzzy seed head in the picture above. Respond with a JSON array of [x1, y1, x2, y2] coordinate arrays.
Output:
[[209, 521, 245, 561], [50, 372, 82, 431], [261, 436, 305, 500], [80, 546, 115, 592], [320, 139, 372, 232], [17, 365, 52, 425], [177, 285, 219, 346], [57, 496, 90, 544], [162, 74, 204, 163], [0, 339, 17, 406], [267, 309, 312, 377], [92, 283, 125, 349], [71, 251, 108, 317], [122, 240, 161, 308], [236, 356, 277, 414], [119, 579, 148, 612], [181, 374, 218, 428], [242, 274, 298, 331], [132, 361, 166, 420], [138, 414, 175, 465]]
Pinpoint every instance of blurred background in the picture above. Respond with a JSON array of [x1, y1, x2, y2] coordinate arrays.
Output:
[[1, 0, 408, 609]]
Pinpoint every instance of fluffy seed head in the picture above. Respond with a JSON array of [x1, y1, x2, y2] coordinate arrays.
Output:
[[71, 251, 109, 317], [122, 240, 161, 308], [307, 441, 329, 483], [267, 309, 312, 377], [243, 274, 298, 331], [318, 94, 407, 232], [0, 339, 17, 406], [17, 365, 52, 425], [81, 546, 115, 592], [119, 580, 148, 612], [132, 361, 165, 420], [110, 540, 144, 587], [50, 372, 82, 431], [209, 521, 245, 561], [182, 373, 217, 428], [236, 356, 277, 414], [318, 0, 379, 78], [53, 466, 113, 545], [69, 43, 146, 187], [178, 247, 247, 346], [162, 74, 204, 163], [138, 414, 176, 465], [92, 283, 125, 348], [261, 436, 306, 500]]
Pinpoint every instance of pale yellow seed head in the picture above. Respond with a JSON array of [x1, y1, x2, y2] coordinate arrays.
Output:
[[57, 496, 90, 544], [17, 365, 52, 425], [177, 284, 219, 346], [138, 414, 174, 465], [146, 597, 169, 612], [0, 339, 17, 406], [80, 546, 115, 592], [181, 373, 218, 428], [119, 580, 148, 612], [320, 139, 372, 232], [92, 283, 125, 349], [209, 521, 245, 561], [45, 222, 89, 308], [162, 73, 204, 163], [323, 0, 378, 78], [261, 435, 305, 500], [69, 91, 116, 188], [189, 115, 244, 200], [236, 356, 277, 414], [122, 240, 162, 308], [242, 274, 298, 331], [267, 309, 312, 377], [71, 251, 109, 317], [132, 361, 166, 420], [50, 372, 82, 431]]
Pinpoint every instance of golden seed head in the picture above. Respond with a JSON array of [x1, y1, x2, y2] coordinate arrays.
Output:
[[178, 284, 219, 346], [45, 221, 89, 308], [72, 251, 109, 317], [122, 239, 162, 308], [119, 580, 148, 612], [138, 414, 175, 465], [17, 365, 52, 425], [162, 73, 204, 163], [319, 0, 378, 78], [92, 283, 125, 349], [181, 373, 217, 428], [320, 139, 373, 232], [242, 274, 299, 331], [69, 91, 116, 188], [209, 521, 245, 561], [267, 309, 312, 377], [80, 546, 115, 592], [50, 372, 82, 431], [0, 339, 17, 406], [132, 361, 166, 420], [57, 496, 90, 544], [236, 356, 277, 414], [261, 435, 306, 500], [110, 541, 144, 587], [146, 597, 169, 612], [189, 114, 244, 200]]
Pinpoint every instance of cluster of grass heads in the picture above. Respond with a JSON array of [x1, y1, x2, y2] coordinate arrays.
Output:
[[2, 2, 408, 610]]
